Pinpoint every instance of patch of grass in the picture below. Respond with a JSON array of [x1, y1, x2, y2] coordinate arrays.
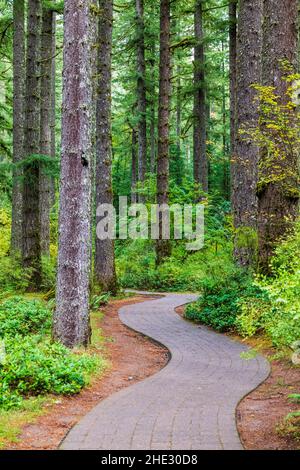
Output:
[[240, 349, 259, 360], [90, 310, 107, 349], [0, 396, 49, 449]]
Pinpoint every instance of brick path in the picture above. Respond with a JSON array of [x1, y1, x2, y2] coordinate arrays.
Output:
[[61, 293, 270, 450]]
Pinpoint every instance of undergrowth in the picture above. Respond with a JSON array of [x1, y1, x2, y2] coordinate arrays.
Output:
[[0, 296, 105, 412]]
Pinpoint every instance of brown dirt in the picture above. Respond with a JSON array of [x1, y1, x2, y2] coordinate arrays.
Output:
[[176, 304, 300, 451], [6, 296, 169, 450], [237, 352, 300, 450]]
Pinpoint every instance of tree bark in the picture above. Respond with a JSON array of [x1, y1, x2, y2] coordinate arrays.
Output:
[[229, 0, 237, 158], [149, 65, 156, 174], [298, 0, 300, 72], [131, 128, 138, 204], [54, 0, 94, 347], [11, 0, 25, 254], [149, 38, 156, 174], [258, 0, 299, 272], [22, 0, 42, 289], [94, 0, 117, 295], [136, 0, 147, 190], [40, 6, 55, 255], [50, 12, 56, 205], [232, 0, 263, 268], [90, 0, 98, 273], [150, 96, 156, 174], [156, 0, 171, 266], [222, 40, 229, 200], [193, 0, 208, 192], [176, 63, 183, 186]]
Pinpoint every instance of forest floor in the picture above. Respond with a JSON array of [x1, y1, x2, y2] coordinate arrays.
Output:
[[4, 296, 300, 450], [237, 347, 300, 450]]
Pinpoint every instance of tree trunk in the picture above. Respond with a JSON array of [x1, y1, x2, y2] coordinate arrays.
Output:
[[90, 0, 98, 273], [136, 0, 147, 190], [11, 0, 25, 254], [156, 0, 171, 266], [22, 0, 42, 289], [40, 6, 55, 256], [54, 0, 94, 347], [298, 0, 300, 72], [50, 12, 56, 205], [149, 38, 156, 174], [94, 0, 117, 295], [131, 128, 138, 204], [258, 0, 299, 273], [229, 0, 237, 157], [222, 40, 229, 200], [193, 0, 208, 192], [150, 97, 156, 174], [176, 63, 183, 185], [232, 0, 263, 268]]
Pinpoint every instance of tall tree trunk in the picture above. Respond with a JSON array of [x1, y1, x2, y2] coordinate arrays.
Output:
[[258, 0, 299, 272], [176, 63, 183, 185], [90, 0, 98, 273], [150, 96, 156, 174], [22, 0, 42, 288], [150, 58, 156, 174], [136, 0, 147, 190], [131, 128, 138, 204], [229, 0, 237, 158], [221, 40, 229, 200], [94, 0, 117, 294], [40, 6, 55, 256], [193, 0, 208, 192], [50, 12, 56, 205], [232, 0, 263, 268], [11, 0, 25, 254], [156, 0, 171, 266], [54, 0, 94, 347], [149, 2, 157, 175], [298, 0, 300, 72]]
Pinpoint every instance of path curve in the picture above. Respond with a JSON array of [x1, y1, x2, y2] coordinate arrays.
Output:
[[61, 292, 270, 450]]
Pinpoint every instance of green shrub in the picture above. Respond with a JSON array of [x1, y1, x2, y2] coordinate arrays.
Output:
[[0, 297, 52, 338], [0, 208, 10, 258], [0, 383, 23, 411], [235, 294, 275, 337], [236, 222, 300, 346], [0, 257, 30, 296], [265, 306, 300, 347], [0, 335, 100, 410], [40, 256, 57, 293], [116, 237, 234, 293], [185, 270, 267, 332], [0, 255, 57, 298], [90, 293, 110, 310]]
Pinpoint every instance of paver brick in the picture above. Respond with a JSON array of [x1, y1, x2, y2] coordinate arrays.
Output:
[[61, 292, 270, 450]]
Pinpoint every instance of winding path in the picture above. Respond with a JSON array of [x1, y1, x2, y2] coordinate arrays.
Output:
[[61, 293, 270, 450]]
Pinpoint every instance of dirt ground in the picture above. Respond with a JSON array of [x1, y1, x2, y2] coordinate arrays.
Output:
[[5, 299, 300, 450], [237, 353, 300, 450], [6, 296, 169, 450]]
